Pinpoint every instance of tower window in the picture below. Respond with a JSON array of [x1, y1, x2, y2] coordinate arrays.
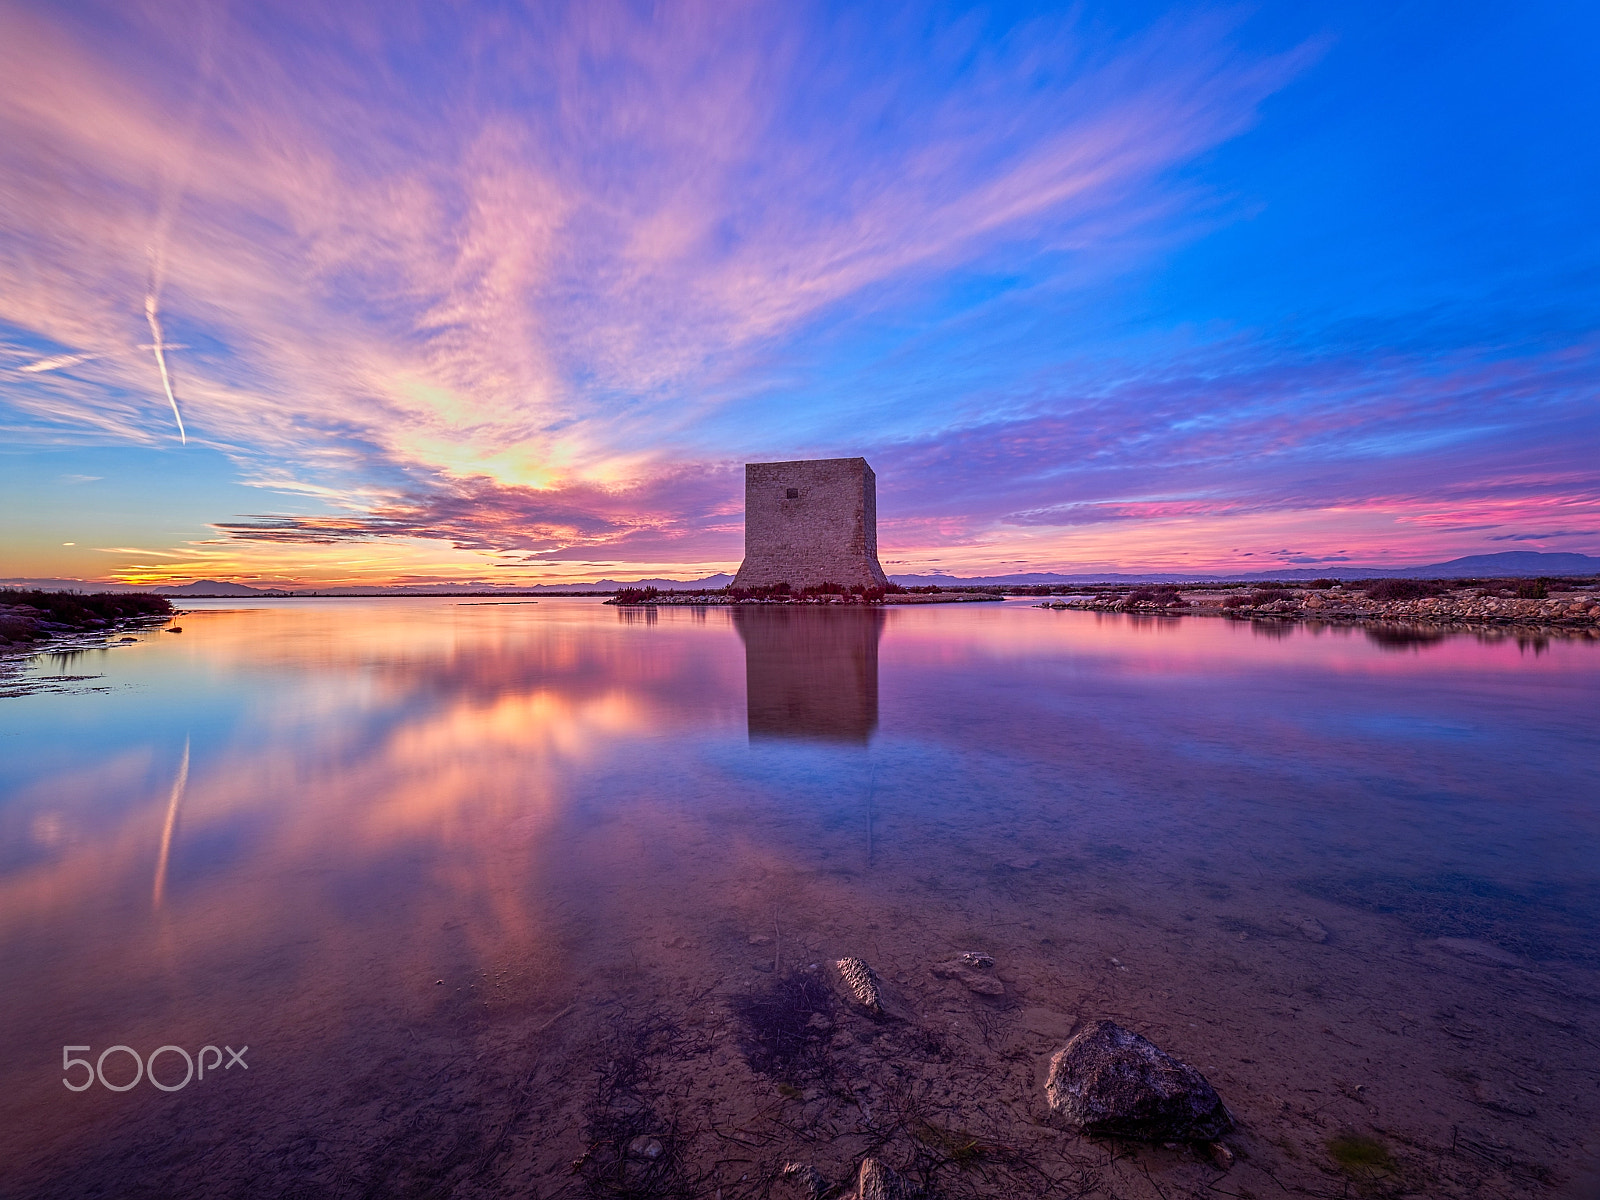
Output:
[[785, 488, 799, 499]]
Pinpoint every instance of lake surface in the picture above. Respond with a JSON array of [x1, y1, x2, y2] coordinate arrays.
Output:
[[1, 597, 1597, 1199]]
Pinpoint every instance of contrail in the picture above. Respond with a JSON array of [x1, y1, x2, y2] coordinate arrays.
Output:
[[140, 5, 220, 447], [143, 295, 187, 444], [141, 296, 186, 448], [152, 736, 191, 910]]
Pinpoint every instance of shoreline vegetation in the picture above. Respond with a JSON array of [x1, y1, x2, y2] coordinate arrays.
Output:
[[1037, 575, 1600, 637], [604, 575, 1600, 634], [605, 582, 1003, 606], [0, 589, 174, 650]]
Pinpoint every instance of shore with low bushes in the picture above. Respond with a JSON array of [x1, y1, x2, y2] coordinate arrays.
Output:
[[0, 589, 176, 650], [605, 584, 1003, 606], [1037, 576, 1600, 634]]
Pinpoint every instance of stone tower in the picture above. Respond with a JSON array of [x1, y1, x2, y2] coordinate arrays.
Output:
[[731, 457, 890, 590]]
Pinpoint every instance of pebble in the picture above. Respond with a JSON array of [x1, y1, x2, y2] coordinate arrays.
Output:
[[627, 1135, 664, 1159]]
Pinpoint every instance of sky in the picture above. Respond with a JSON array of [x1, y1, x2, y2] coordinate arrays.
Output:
[[1, 0, 1597, 588]]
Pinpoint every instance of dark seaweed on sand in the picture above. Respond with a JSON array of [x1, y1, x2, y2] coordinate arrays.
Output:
[[577, 1011, 697, 1200], [731, 969, 837, 1082]]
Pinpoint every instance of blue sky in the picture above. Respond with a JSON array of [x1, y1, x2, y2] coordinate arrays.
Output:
[[1, 0, 1596, 586]]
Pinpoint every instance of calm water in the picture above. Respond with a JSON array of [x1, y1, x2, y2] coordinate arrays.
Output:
[[1, 597, 1597, 1199]]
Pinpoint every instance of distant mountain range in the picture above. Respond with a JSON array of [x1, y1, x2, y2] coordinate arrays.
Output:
[[158, 580, 282, 596], [5, 552, 1597, 597]]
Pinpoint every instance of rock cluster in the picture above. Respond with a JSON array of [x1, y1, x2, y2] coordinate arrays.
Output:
[[780, 1157, 917, 1200], [1042, 584, 1600, 631], [780, 954, 1237, 1190], [611, 590, 1001, 607], [0, 591, 174, 648], [0, 605, 47, 645]]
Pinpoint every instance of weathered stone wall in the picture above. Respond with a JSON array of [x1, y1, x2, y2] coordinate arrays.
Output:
[[732, 457, 890, 590]]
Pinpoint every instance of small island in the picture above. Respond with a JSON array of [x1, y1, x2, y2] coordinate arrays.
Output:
[[606, 582, 1002, 606], [1038, 576, 1600, 635]]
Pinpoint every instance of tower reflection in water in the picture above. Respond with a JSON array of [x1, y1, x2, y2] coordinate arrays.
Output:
[[733, 606, 885, 743]]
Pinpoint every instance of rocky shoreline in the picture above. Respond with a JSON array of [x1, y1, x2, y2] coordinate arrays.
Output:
[[1038, 579, 1600, 635], [610, 589, 1004, 607], [0, 591, 179, 699], [0, 589, 176, 652]]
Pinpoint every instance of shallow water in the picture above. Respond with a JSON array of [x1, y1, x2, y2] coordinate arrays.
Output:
[[1, 597, 1597, 1198]]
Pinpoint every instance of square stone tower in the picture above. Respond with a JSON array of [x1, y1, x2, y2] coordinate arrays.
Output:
[[732, 457, 890, 590]]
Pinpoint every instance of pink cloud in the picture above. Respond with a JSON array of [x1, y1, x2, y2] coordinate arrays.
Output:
[[0, 2, 1306, 490]]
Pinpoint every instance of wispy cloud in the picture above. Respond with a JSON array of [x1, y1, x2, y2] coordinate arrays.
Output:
[[0, 3, 1308, 518], [18, 352, 97, 374], [203, 335, 1600, 573], [216, 463, 744, 563], [1489, 529, 1598, 541]]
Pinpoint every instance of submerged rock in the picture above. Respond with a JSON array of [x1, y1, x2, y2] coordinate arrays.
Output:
[[1280, 912, 1330, 943], [1045, 1020, 1232, 1142], [856, 1157, 916, 1199], [930, 951, 1005, 996], [778, 1162, 826, 1199]]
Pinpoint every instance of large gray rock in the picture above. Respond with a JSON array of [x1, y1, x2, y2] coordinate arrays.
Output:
[[1045, 1020, 1232, 1141]]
